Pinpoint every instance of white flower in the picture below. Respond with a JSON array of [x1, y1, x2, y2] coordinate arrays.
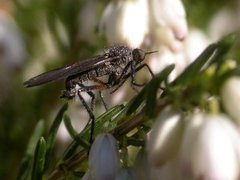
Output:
[[115, 168, 136, 180], [180, 113, 240, 179], [88, 133, 120, 180], [100, 0, 149, 48], [221, 76, 240, 126], [148, 46, 186, 81], [150, 156, 181, 180], [208, 8, 238, 42], [183, 28, 210, 64], [147, 107, 183, 166], [148, 0, 188, 52]]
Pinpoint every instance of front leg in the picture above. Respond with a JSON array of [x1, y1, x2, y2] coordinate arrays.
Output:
[[130, 61, 145, 88], [110, 61, 144, 93], [81, 77, 114, 111], [111, 63, 154, 93]]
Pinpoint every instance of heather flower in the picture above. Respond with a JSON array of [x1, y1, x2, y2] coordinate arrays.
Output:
[[88, 133, 120, 180]]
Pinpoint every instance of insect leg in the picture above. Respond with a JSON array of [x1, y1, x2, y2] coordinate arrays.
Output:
[[109, 61, 140, 93], [86, 90, 95, 112], [106, 62, 133, 93], [99, 91, 108, 111], [110, 76, 128, 93], [115, 62, 132, 83], [91, 77, 111, 111], [130, 62, 155, 88], [111, 63, 154, 93], [130, 61, 145, 88], [111, 61, 143, 93], [137, 63, 155, 78], [77, 89, 95, 144]]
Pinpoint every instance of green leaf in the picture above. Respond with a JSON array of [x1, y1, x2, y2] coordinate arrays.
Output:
[[127, 64, 175, 115], [32, 137, 47, 180], [64, 114, 90, 150], [172, 43, 219, 86], [103, 102, 134, 129], [209, 33, 236, 68], [126, 89, 145, 115], [145, 64, 175, 117], [80, 104, 125, 141], [62, 141, 80, 160], [64, 114, 78, 139], [17, 120, 45, 180], [62, 104, 124, 160], [44, 103, 68, 170]]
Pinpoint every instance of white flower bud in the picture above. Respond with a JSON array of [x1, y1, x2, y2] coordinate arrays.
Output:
[[147, 107, 183, 166], [148, 0, 188, 52], [221, 77, 240, 125], [180, 113, 240, 179], [100, 0, 149, 48], [183, 28, 210, 64], [115, 168, 136, 180], [208, 8, 237, 42], [88, 133, 120, 180]]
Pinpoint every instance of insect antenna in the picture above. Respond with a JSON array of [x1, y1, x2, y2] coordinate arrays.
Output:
[[145, 50, 158, 55]]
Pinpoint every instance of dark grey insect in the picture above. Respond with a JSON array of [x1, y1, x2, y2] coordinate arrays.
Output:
[[24, 45, 156, 143]]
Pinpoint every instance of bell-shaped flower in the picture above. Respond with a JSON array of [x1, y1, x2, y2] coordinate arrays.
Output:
[[148, 47, 187, 81], [208, 7, 238, 42], [221, 76, 240, 125], [100, 0, 149, 48], [115, 168, 137, 180], [146, 107, 184, 166], [150, 156, 181, 180], [180, 113, 240, 179], [88, 133, 120, 180], [148, 0, 188, 52]]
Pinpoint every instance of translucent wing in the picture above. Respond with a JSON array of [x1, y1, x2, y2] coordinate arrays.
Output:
[[24, 55, 119, 88]]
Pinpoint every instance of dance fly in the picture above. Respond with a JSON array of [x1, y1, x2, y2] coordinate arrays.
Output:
[[24, 45, 157, 142]]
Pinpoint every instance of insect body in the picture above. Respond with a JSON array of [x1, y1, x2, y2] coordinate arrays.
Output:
[[24, 45, 156, 143], [24, 45, 156, 98]]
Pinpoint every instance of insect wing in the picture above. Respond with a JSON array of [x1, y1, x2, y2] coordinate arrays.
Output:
[[24, 55, 120, 87]]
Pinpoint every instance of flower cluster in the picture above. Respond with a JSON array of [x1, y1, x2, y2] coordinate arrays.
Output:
[[85, 75, 240, 179], [98, 0, 189, 104], [145, 76, 240, 179], [100, 0, 188, 51]]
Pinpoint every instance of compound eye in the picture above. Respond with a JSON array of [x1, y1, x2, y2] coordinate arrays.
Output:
[[132, 48, 145, 61]]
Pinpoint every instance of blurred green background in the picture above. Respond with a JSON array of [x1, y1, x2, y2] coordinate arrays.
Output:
[[0, 0, 237, 179]]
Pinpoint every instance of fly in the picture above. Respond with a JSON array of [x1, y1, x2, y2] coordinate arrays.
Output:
[[24, 45, 157, 143]]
